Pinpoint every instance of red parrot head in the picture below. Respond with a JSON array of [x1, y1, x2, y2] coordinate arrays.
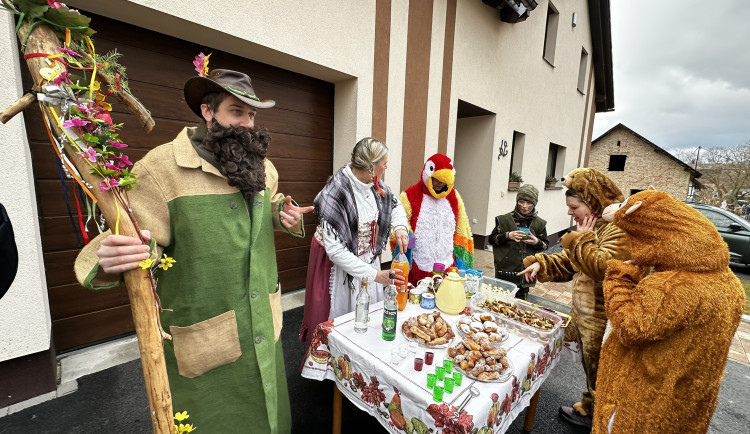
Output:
[[420, 153, 456, 199]]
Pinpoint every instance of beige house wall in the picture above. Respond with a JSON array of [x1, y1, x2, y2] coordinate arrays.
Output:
[[450, 0, 597, 236], [589, 129, 693, 200]]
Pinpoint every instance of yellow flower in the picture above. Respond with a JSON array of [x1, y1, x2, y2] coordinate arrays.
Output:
[[159, 254, 177, 271], [95, 91, 112, 111], [138, 258, 154, 269], [178, 423, 196, 433], [174, 411, 189, 422]]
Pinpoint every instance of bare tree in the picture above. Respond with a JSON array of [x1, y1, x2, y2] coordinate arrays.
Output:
[[670, 147, 702, 168], [697, 142, 750, 204]]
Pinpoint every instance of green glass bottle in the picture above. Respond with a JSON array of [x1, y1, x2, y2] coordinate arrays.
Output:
[[382, 271, 397, 341]]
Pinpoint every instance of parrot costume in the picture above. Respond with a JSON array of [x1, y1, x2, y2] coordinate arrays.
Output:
[[400, 153, 474, 286]]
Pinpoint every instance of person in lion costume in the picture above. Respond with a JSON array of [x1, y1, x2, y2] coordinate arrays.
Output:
[[519, 167, 630, 427], [594, 189, 745, 433]]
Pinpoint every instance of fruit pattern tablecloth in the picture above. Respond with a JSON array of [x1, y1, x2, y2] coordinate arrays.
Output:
[[301, 301, 564, 434]]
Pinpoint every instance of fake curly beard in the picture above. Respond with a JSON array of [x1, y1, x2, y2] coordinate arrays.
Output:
[[204, 121, 270, 200]]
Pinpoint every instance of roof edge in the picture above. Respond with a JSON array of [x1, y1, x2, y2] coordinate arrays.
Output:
[[588, 0, 614, 113]]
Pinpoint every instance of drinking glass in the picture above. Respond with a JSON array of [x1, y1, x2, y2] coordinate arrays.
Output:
[[414, 357, 424, 371], [432, 385, 444, 402], [435, 365, 445, 380], [443, 358, 454, 375], [425, 351, 434, 365], [408, 341, 418, 355], [426, 373, 437, 389], [398, 343, 408, 359], [452, 371, 463, 386], [390, 348, 400, 365], [444, 377, 455, 393]]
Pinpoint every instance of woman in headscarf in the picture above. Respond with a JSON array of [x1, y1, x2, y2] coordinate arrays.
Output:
[[488, 184, 549, 300], [299, 137, 409, 344], [518, 168, 630, 429]]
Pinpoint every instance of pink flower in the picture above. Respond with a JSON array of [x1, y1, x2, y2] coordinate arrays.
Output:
[[100, 178, 120, 191], [50, 71, 72, 86], [62, 117, 91, 128], [47, 0, 64, 8], [56, 47, 81, 57], [74, 104, 92, 115], [103, 162, 121, 172], [117, 155, 133, 167], [107, 139, 128, 149], [193, 52, 211, 77], [77, 146, 101, 163]]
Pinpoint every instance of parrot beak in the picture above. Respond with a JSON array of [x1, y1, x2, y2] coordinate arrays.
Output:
[[429, 168, 455, 199]]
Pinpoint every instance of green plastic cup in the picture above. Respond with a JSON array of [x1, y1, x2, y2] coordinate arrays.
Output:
[[453, 371, 463, 386], [435, 365, 445, 380], [426, 373, 437, 389], [444, 377, 455, 393], [443, 358, 454, 374], [432, 385, 444, 402]]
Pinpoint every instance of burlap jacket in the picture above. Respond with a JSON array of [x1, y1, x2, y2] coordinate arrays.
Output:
[[74, 127, 301, 433]]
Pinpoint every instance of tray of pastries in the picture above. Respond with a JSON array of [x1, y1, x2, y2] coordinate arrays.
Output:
[[456, 312, 508, 345], [446, 336, 513, 382], [400, 311, 455, 348]]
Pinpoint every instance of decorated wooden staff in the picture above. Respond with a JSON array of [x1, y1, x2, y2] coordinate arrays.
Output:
[[0, 2, 174, 433]]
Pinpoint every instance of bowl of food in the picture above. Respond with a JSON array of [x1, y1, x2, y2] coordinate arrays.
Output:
[[400, 311, 455, 348], [446, 336, 513, 382], [471, 293, 563, 345], [455, 312, 508, 344]]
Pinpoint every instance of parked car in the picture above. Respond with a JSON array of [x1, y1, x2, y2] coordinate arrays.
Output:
[[687, 202, 750, 266]]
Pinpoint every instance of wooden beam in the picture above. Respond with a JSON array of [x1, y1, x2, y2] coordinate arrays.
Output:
[[16, 21, 173, 434]]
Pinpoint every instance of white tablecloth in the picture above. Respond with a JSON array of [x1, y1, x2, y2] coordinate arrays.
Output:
[[301, 301, 564, 433]]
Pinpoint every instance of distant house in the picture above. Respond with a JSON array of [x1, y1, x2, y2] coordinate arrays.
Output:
[[589, 123, 701, 200]]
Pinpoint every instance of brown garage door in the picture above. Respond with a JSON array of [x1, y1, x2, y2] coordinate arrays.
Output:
[[20, 12, 333, 352]]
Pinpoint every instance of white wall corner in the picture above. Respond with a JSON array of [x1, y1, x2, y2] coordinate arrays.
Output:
[[0, 13, 53, 361]]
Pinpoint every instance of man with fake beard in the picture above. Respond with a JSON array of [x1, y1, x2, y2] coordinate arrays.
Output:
[[74, 68, 312, 433]]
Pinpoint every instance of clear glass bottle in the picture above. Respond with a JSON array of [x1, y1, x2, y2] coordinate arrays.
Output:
[[354, 277, 371, 333], [382, 272, 397, 341]]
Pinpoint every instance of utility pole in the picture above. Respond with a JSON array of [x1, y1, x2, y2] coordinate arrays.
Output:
[[694, 146, 702, 170]]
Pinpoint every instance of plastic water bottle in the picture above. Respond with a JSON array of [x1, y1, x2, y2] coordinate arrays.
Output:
[[465, 269, 477, 295], [354, 278, 370, 333], [382, 272, 397, 341]]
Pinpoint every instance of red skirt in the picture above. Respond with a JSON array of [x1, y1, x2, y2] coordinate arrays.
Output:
[[298, 238, 334, 344]]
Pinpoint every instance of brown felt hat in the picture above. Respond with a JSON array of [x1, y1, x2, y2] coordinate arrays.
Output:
[[184, 69, 275, 117]]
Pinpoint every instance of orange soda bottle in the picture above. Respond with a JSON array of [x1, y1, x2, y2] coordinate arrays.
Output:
[[391, 251, 410, 311]]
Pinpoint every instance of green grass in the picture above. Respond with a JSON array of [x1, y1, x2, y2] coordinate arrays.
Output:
[[742, 279, 750, 316]]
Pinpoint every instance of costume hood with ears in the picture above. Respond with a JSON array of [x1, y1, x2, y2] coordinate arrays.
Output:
[[602, 189, 729, 272], [562, 168, 623, 217], [420, 153, 456, 199]]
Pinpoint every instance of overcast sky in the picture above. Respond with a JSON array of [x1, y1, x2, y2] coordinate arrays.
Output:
[[591, 0, 750, 150]]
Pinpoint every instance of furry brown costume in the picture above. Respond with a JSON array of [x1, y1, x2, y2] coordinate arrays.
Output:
[[523, 167, 630, 417], [594, 190, 745, 433]]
